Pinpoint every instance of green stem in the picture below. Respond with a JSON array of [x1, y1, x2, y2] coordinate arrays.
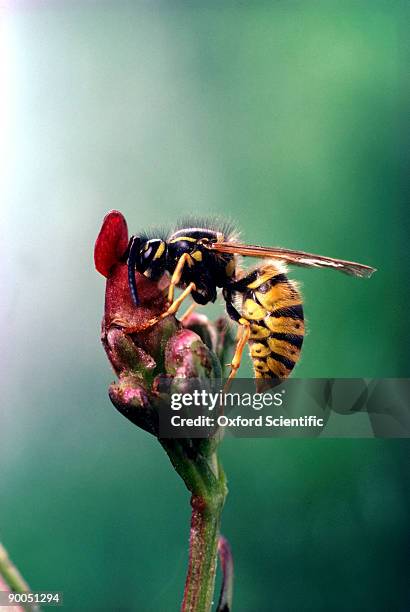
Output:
[[160, 440, 227, 611], [0, 541, 31, 593]]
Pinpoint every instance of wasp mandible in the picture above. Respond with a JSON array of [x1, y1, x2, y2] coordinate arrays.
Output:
[[125, 219, 376, 382]]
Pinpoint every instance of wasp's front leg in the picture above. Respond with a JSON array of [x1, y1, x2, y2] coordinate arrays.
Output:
[[144, 253, 197, 328], [167, 252, 192, 303]]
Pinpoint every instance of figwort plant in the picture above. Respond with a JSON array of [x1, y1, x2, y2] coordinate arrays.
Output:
[[95, 211, 234, 612]]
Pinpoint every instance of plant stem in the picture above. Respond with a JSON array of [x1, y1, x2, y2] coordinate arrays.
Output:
[[181, 492, 225, 612], [159, 437, 227, 612], [0, 542, 31, 593]]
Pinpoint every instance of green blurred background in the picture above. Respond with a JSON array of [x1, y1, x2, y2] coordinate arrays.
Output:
[[1, 2, 409, 610]]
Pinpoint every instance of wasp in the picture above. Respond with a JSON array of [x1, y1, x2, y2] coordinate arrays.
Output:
[[125, 219, 376, 382]]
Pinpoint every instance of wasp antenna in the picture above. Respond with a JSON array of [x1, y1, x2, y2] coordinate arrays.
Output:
[[127, 236, 141, 306]]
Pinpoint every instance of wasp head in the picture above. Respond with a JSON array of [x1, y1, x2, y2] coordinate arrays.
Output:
[[127, 236, 167, 305]]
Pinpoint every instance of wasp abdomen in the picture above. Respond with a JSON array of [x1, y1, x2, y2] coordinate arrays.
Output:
[[241, 264, 304, 379]]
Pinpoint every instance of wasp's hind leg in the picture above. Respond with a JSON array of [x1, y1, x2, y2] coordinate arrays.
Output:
[[222, 287, 251, 385], [227, 321, 251, 382], [222, 266, 268, 385]]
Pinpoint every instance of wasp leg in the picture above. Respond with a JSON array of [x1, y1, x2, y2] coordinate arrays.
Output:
[[154, 251, 193, 320], [140, 252, 194, 328], [180, 302, 197, 322], [222, 268, 264, 322], [145, 281, 197, 328], [163, 282, 196, 318], [226, 318, 251, 383], [222, 279, 254, 388], [222, 287, 242, 323], [168, 252, 192, 303]]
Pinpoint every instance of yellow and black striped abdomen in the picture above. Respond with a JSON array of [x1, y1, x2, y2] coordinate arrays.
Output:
[[241, 263, 304, 379]]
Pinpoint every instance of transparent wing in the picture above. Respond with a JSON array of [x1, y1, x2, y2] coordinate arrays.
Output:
[[207, 241, 376, 278]]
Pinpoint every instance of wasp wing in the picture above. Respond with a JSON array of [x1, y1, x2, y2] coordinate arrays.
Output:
[[207, 242, 376, 278]]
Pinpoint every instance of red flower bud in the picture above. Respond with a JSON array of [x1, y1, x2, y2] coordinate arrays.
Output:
[[94, 210, 129, 278]]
